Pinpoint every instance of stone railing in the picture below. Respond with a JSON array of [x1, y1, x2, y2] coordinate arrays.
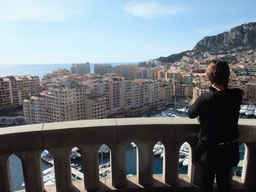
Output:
[[0, 117, 255, 192]]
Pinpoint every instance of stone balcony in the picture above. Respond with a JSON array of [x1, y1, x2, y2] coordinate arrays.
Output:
[[0, 117, 255, 192]]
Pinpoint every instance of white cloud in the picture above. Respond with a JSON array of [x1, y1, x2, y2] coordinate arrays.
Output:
[[125, 2, 185, 18], [0, 0, 85, 23]]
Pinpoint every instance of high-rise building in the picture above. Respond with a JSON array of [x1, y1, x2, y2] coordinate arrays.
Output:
[[0, 75, 41, 110], [71, 63, 90, 75], [245, 83, 256, 99], [140, 68, 154, 79], [94, 64, 112, 75], [159, 84, 175, 102], [106, 64, 140, 80]]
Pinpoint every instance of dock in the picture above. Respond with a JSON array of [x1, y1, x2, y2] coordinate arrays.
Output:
[[41, 155, 84, 180]]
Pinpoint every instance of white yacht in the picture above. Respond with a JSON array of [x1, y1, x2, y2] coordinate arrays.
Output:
[[245, 106, 255, 116], [182, 156, 189, 166], [254, 109, 256, 117], [98, 144, 110, 153], [239, 105, 248, 114]]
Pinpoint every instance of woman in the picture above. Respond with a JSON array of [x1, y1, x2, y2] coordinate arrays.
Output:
[[188, 60, 243, 192]]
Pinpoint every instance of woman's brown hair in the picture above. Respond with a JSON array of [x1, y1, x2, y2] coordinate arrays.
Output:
[[206, 60, 230, 85]]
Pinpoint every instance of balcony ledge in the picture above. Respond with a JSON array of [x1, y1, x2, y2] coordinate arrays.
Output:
[[0, 117, 255, 192], [18, 175, 254, 192]]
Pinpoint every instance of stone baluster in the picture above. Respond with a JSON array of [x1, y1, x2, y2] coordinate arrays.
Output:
[[163, 141, 181, 185], [110, 142, 128, 188], [0, 154, 13, 192], [242, 143, 256, 188], [50, 148, 73, 192], [18, 151, 44, 192], [80, 144, 101, 191], [189, 142, 203, 185], [137, 141, 155, 186]]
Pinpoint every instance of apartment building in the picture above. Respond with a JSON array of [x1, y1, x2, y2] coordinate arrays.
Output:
[[94, 64, 112, 75], [140, 68, 154, 79], [106, 64, 140, 80], [71, 63, 90, 75], [23, 86, 90, 124], [0, 78, 12, 110], [0, 75, 41, 110], [245, 83, 256, 99], [175, 84, 193, 99], [159, 84, 175, 102], [85, 96, 106, 119], [192, 86, 209, 101]]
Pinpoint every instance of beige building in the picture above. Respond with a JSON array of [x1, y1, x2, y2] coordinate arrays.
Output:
[[245, 83, 256, 99], [23, 86, 95, 124], [85, 96, 106, 119], [192, 86, 209, 101], [106, 64, 140, 80], [0, 75, 41, 110], [94, 64, 112, 75], [71, 63, 90, 75], [159, 84, 175, 102], [175, 84, 193, 99]]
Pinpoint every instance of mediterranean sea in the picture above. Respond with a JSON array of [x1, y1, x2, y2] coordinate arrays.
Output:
[[0, 63, 137, 79]]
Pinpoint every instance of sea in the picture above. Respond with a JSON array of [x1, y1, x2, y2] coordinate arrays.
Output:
[[0, 63, 135, 80]]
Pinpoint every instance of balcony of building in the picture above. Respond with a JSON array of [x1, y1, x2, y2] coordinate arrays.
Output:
[[0, 117, 255, 192]]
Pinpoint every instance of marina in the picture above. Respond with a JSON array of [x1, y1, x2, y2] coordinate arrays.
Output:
[[9, 106, 249, 191]]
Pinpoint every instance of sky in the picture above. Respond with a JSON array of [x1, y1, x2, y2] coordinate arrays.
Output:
[[0, 0, 256, 65]]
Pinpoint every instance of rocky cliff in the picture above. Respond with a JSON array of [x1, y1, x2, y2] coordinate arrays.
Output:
[[156, 22, 256, 63], [193, 22, 256, 52]]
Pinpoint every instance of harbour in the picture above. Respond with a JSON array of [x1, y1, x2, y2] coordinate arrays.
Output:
[[9, 107, 249, 191]]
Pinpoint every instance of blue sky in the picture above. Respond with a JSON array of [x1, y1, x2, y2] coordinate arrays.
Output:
[[0, 0, 256, 65]]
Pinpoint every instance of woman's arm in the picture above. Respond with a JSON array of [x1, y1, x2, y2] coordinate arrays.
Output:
[[188, 95, 205, 119]]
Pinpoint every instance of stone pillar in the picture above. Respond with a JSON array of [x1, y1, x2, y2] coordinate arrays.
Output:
[[163, 141, 180, 185], [110, 143, 127, 188], [242, 143, 256, 188], [137, 141, 155, 186], [190, 142, 203, 185], [80, 144, 101, 191], [0, 154, 13, 192], [18, 151, 44, 192], [51, 148, 73, 192]]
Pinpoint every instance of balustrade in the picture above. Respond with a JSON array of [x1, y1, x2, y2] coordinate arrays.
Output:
[[0, 117, 254, 192]]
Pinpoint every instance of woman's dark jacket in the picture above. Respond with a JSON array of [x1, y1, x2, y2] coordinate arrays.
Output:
[[188, 86, 243, 165]]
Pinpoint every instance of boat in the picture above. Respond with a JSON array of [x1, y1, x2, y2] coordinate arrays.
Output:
[[153, 143, 163, 153], [98, 144, 110, 153], [245, 106, 255, 116], [154, 147, 163, 156], [70, 151, 81, 159], [182, 156, 189, 166], [179, 153, 187, 165], [239, 105, 248, 114], [254, 109, 256, 117]]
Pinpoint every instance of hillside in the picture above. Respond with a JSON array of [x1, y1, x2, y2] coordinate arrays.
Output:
[[156, 22, 256, 63]]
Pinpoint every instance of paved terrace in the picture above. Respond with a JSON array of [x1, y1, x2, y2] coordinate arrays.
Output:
[[0, 117, 255, 192]]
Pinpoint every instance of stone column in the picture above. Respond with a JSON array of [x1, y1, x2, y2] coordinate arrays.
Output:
[[163, 141, 180, 185], [0, 154, 13, 192], [242, 143, 256, 188], [18, 151, 44, 192], [137, 141, 155, 186], [51, 148, 73, 192], [80, 144, 101, 191], [110, 142, 128, 188], [190, 142, 203, 185]]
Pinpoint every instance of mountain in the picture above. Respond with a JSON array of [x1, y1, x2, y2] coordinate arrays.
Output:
[[156, 22, 256, 63]]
